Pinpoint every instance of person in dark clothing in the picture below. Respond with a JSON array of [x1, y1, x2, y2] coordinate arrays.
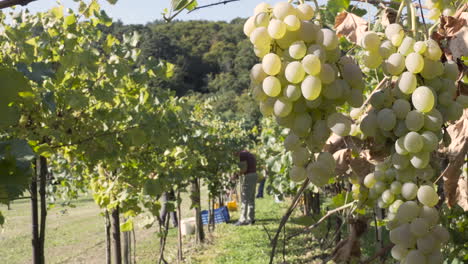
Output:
[[160, 189, 178, 227], [234, 150, 257, 226]]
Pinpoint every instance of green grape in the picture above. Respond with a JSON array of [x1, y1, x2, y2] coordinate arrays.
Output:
[[262, 53, 282, 75], [385, 24, 405, 46], [404, 131, 424, 153], [424, 109, 443, 131], [421, 58, 444, 80], [396, 136, 409, 155], [424, 39, 442, 60], [425, 77, 443, 91], [276, 29, 299, 49], [392, 99, 411, 119], [320, 28, 339, 50], [404, 249, 427, 264], [311, 119, 330, 142], [259, 97, 276, 116], [443, 60, 459, 81], [292, 112, 312, 137], [405, 52, 424, 73], [438, 91, 452, 106], [283, 84, 302, 101], [243, 16, 256, 37], [377, 108, 397, 131], [360, 111, 378, 137], [416, 233, 437, 254], [426, 251, 443, 264], [292, 97, 307, 113], [284, 15, 301, 31], [382, 189, 395, 204], [398, 72, 417, 94], [456, 94, 468, 108], [361, 31, 381, 51], [301, 75, 322, 100], [285, 61, 306, 83], [398, 36, 415, 56], [401, 182, 418, 200], [296, 3, 315, 20], [396, 168, 415, 182], [274, 97, 293, 117], [432, 225, 449, 243], [255, 12, 269, 27], [379, 40, 396, 59], [254, 2, 271, 14], [252, 84, 268, 102], [291, 146, 310, 166], [392, 153, 410, 170], [268, 19, 287, 39], [307, 162, 330, 187], [391, 244, 409, 260], [342, 63, 363, 88], [306, 96, 321, 108], [319, 64, 336, 84], [289, 40, 307, 59], [413, 41, 427, 54], [348, 89, 364, 108], [302, 54, 321, 75], [415, 166, 435, 181], [390, 181, 403, 195], [390, 223, 416, 247], [327, 112, 351, 136], [405, 110, 424, 132], [363, 173, 376, 188], [298, 21, 319, 43], [326, 47, 341, 63], [410, 151, 430, 169], [262, 76, 281, 97], [307, 44, 326, 62], [276, 114, 295, 128], [389, 199, 404, 213], [290, 166, 307, 182], [385, 53, 406, 76], [419, 205, 439, 226], [417, 185, 439, 207], [446, 102, 463, 121], [322, 81, 342, 100], [317, 152, 336, 172], [273, 2, 294, 20], [421, 131, 438, 152], [362, 50, 383, 69], [412, 86, 435, 113], [251, 63, 268, 84], [250, 27, 271, 48], [373, 181, 387, 194], [284, 132, 301, 151], [254, 46, 269, 58]]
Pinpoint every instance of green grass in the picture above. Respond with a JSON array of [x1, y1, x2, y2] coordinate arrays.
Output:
[[0, 192, 353, 264]]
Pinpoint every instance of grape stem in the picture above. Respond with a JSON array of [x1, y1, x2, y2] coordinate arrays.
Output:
[[407, 0, 417, 38], [355, 77, 390, 119], [418, 0, 429, 40], [312, 0, 322, 26], [395, 0, 406, 24]]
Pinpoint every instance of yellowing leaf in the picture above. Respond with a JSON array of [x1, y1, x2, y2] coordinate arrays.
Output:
[[334, 11, 368, 44]]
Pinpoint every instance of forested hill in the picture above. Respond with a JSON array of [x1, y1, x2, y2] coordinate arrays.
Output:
[[104, 19, 261, 126]]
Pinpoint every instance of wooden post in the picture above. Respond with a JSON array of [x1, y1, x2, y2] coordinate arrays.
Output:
[[30, 161, 40, 264], [111, 206, 122, 264], [38, 156, 48, 264], [191, 178, 204, 243], [176, 190, 183, 263], [105, 210, 112, 264]]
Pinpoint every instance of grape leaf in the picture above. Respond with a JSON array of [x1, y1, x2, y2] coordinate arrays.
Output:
[[120, 218, 134, 232], [334, 11, 368, 44]]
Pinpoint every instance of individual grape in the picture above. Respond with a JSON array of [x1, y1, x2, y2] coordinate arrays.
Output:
[[412, 86, 435, 113], [296, 3, 314, 20], [361, 31, 381, 51], [404, 132, 424, 153], [292, 112, 312, 137], [415, 166, 435, 181], [292, 98, 308, 113], [262, 76, 281, 97], [402, 182, 418, 200], [362, 51, 383, 69], [396, 201, 420, 222], [252, 84, 268, 102], [317, 152, 336, 172], [327, 112, 351, 136], [284, 15, 301, 31], [421, 58, 444, 79], [410, 217, 430, 237], [322, 81, 343, 100], [274, 97, 293, 117], [424, 39, 443, 61], [319, 64, 336, 84], [392, 153, 410, 170], [396, 168, 415, 182], [417, 233, 437, 254], [262, 53, 282, 75], [301, 54, 321, 76], [419, 205, 439, 226], [410, 151, 430, 169], [379, 40, 396, 59], [283, 84, 302, 101], [259, 97, 276, 116], [273, 2, 294, 20], [285, 61, 305, 83], [298, 21, 319, 43], [342, 63, 363, 88], [305, 97, 321, 109], [391, 244, 409, 260], [255, 12, 269, 27], [390, 223, 416, 247], [321, 28, 339, 50], [389, 199, 404, 213], [421, 131, 438, 152], [289, 40, 307, 59], [243, 16, 256, 37], [443, 60, 459, 81], [360, 111, 378, 137], [377, 108, 397, 131], [284, 132, 301, 151], [414, 41, 427, 54], [364, 173, 376, 188], [276, 29, 299, 49], [426, 251, 443, 264], [405, 52, 424, 73], [301, 75, 322, 100], [307, 162, 330, 187], [250, 63, 268, 84], [396, 137, 409, 155], [254, 46, 269, 58], [311, 120, 330, 142], [307, 44, 326, 62], [373, 181, 387, 194], [385, 53, 406, 76], [348, 89, 364, 108], [398, 72, 417, 94], [446, 102, 463, 121], [392, 99, 411, 119], [405, 110, 424, 132], [268, 19, 287, 39], [250, 27, 271, 48], [398, 36, 415, 56], [456, 94, 468, 108], [390, 181, 403, 195], [291, 146, 309, 166], [424, 109, 443, 131], [405, 249, 427, 264], [385, 24, 404, 46], [438, 91, 452, 106], [276, 114, 295, 128], [432, 225, 449, 243], [254, 2, 271, 14], [326, 47, 341, 63], [290, 166, 307, 182], [417, 185, 439, 207], [382, 189, 395, 204]]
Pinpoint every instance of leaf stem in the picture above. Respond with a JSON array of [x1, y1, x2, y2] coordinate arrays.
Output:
[[396, 0, 406, 23]]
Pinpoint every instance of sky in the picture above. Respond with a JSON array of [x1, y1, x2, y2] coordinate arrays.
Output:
[[15, 0, 328, 24]]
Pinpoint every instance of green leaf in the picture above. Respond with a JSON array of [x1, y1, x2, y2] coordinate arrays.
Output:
[[172, 0, 197, 11], [327, 0, 350, 15], [290, 215, 316, 226], [120, 219, 134, 232], [107, 0, 118, 4], [143, 179, 163, 196]]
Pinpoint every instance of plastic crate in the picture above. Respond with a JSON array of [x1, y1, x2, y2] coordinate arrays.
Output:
[[201, 206, 230, 225]]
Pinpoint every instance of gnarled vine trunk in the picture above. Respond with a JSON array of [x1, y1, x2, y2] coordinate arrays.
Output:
[[191, 178, 204, 243], [111, 206, 122, 264]]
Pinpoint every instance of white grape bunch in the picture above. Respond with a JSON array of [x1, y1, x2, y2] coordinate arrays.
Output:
[[246, 1, 365, 187]]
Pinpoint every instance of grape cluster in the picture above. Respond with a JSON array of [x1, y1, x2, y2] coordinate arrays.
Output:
[[425, 0, 456, 21], [350, 23, 467, 263], [247, 1, 365, 186]]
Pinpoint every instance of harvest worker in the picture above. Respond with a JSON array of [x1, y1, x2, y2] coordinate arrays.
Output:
[[234, 150, 257, 226]]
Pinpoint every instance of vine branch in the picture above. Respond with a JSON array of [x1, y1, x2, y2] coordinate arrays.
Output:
[[0, 0, 36, 9], [188, 0, 240, 14]]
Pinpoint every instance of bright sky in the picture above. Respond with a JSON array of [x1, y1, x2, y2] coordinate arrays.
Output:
[[16, 0, 329, 24]]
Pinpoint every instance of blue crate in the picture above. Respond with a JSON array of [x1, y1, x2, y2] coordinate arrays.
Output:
[[201, 206, 230, 225]]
